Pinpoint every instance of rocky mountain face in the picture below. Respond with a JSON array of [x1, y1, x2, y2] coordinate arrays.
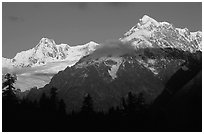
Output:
[[30, 15, 201, 112], [41, 54, 164, 112], [120, 15, 202, 83]]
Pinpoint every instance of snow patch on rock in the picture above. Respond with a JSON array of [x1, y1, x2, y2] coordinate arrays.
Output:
[[107, 58, 123, 79], [137, 59, 158, 75]]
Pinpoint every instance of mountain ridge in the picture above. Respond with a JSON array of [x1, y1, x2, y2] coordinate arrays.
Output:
[[3, 38, 100, 68], [120, 15, 202, 52], [3, 15, 202, 69]]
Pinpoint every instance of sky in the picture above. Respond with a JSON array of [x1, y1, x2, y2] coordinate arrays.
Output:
[[2, 2, 202, 58]]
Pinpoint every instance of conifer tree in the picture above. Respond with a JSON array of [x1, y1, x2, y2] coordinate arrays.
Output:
[[59, 99, 66, 116], [2, 73, 18, 104], [81, 93, 94, 115], [50, 87, 58, 111]]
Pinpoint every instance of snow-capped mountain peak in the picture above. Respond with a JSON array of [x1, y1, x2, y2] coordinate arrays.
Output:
[[120, 15, 202, 52], [39, 37, 56, 45], [35, 37, 58, 50], [3, 38, 100, 68], [139, 15, 160, 27], [85, 41, 100, 50]]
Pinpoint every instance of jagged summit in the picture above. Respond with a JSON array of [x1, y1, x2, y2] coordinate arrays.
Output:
[[36, 37, 70, 49], [120, 15, 202, 52], [39, 37, 56, 44], [139, 15, 160, 27]]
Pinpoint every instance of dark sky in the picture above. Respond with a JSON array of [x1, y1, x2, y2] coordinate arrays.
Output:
[[2, 2, 202, 58]]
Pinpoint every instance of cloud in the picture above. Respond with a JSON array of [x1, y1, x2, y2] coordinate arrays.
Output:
[[29, 2, 130, 11], [5, 16, 24, 22], [106, 2, 132, 8], [68, 2, 131, 10], [33, 73, 56, 77], [90, 40, 135, 58], [68, 2, 89, 10], [30, 2, 89, 10]]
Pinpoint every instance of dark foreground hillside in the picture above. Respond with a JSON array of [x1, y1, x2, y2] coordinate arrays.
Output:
[[2, 63, 202, 132]]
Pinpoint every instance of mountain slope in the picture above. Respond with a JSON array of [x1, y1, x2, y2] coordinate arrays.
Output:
[[119, 15, 202, 82], [2, 38, 100, 91], [40, 53, 164, 112], [6, 15, 202, 112], [151, 57, 202, 131]]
